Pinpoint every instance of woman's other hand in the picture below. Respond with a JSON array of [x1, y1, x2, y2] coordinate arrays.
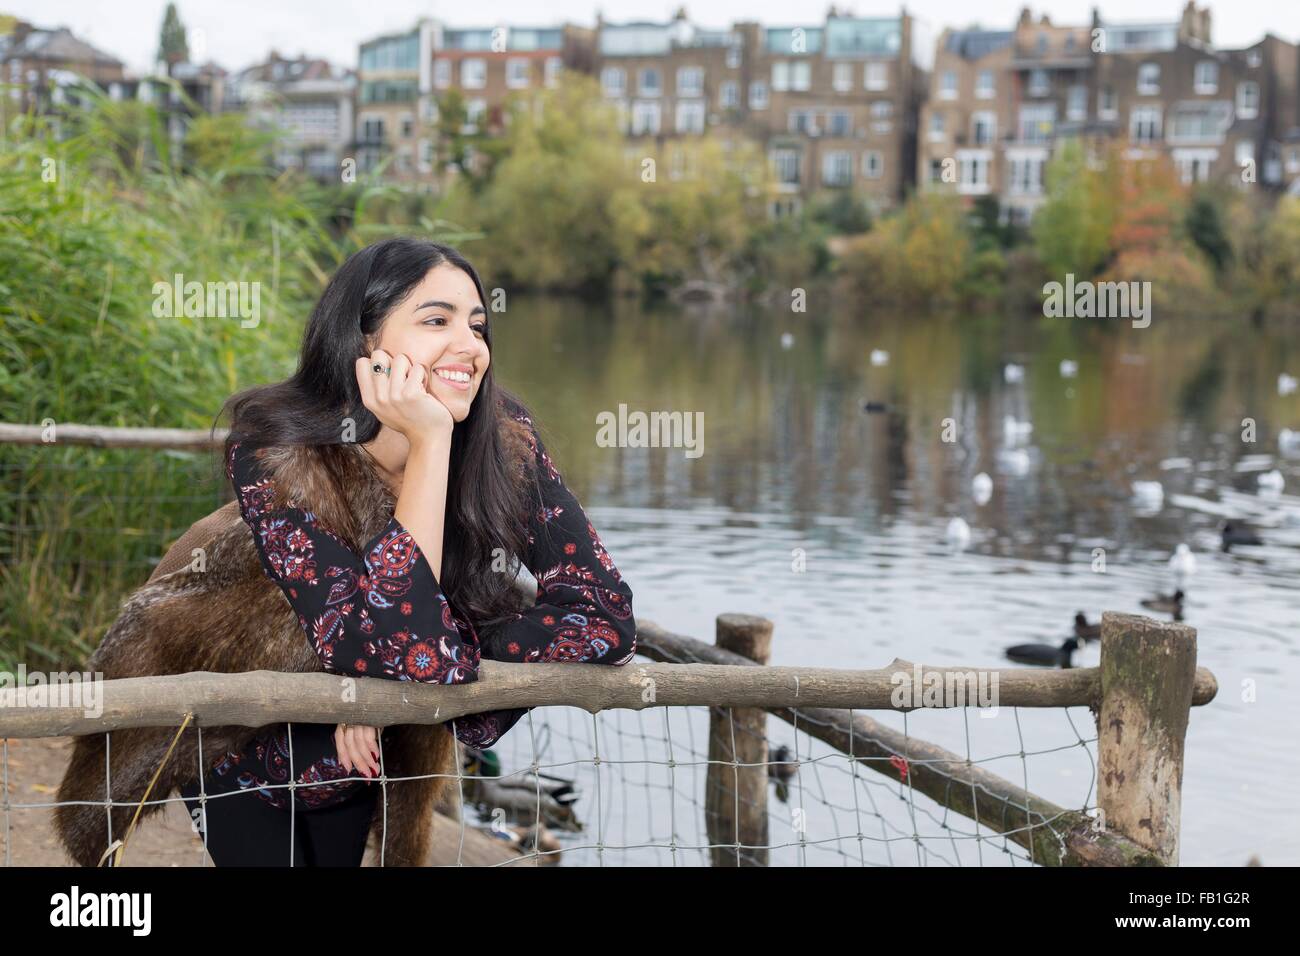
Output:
[[334, 723, 381, 779], [356, 349, 454, 442]]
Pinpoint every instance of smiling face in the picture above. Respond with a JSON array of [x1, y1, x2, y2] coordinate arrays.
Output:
[[369, 262, 490, 424]]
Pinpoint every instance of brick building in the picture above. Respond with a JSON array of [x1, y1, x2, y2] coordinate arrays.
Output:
[[226, 52, 355, 180], [596, 7, 928, 216], [355, 19, 590, 185], [0, 16, 126, 116], [920, 3, 1300, 222]]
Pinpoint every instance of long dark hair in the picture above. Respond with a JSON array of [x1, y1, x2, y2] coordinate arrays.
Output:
[[214, 237, 538, 637]]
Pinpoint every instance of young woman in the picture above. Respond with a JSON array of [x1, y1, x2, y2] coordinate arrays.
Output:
[[180, 237, 637, 866]]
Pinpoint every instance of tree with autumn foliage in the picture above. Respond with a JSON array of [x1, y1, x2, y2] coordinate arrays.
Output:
[[1098, 152, 1220, 312], [839, 192, 984, 307], [1030, 138, 1117, 279]]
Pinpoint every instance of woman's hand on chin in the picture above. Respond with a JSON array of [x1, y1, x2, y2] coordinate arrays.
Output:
[[356, 349, 454, 442]]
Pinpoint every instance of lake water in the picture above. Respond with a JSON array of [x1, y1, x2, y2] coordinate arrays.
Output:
[[475, 298, 1300, 867]]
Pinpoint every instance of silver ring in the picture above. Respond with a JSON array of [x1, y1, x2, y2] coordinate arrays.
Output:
[[371, 363, 389, 376]]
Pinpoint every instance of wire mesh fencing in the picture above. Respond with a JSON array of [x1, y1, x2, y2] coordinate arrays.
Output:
[[1, 688, 1111, 868]]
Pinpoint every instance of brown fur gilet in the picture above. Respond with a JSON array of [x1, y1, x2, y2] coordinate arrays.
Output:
[[54, 412, 535, 866]]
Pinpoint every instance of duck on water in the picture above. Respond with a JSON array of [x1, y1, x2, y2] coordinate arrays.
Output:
[[1005, 637, 1080, 668]]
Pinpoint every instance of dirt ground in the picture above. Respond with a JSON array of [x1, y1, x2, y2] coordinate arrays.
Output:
[[0, 736, 534, 867]]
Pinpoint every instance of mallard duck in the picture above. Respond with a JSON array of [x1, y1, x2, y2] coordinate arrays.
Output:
[[479, 822, 563, 863], [462, 748, 583, 832], [1222, 522, 1264, 551], [1073, 612, 1101, 641], [1005, 637, 1079, 668], [768, 744, 797, 785], [1140, 589, 1185, 616]]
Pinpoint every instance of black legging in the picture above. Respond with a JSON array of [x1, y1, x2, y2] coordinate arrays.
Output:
[[179, 774, 379, 866]]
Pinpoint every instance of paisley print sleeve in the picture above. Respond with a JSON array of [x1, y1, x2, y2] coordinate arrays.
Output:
[[452, 405, 637, 750], [225, 440, 480, 686]]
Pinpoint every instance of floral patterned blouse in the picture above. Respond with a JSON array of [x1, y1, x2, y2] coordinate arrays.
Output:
[[208, 404, 637, 811]]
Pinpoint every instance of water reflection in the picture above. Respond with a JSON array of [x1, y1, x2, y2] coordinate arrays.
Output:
[[492, 299, 1300, 866]]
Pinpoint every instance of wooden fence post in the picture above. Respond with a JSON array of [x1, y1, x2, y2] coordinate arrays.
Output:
[[1097, 611, 1197, 865], [705, 613, 773, 867]]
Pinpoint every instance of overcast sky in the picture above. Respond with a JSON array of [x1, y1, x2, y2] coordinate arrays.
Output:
[[14, 1, 1300, 75]]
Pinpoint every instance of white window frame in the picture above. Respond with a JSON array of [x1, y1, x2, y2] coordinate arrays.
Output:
[[975, 69, 995, 99], [1062, 85, 1084, 121], [865, 62, 888, 91], [1172, 147, 1217, 184], [601, 67, 626, 97], [955, 149, 991, 194], [1099, 87, 1117, 120], [506, 58, 530, 90], [771, 61, 789, 92], [461, 58, 486, 89], [1130, 104, 1162, 144], [639, 67, 661, 97], [433, 59, 451, 89], [939, 70, 957, 100], [928, 111, 945, 142], [771, 147, 801, 184], [749, 80, 768, 110], [791, 61, 810, 91], [675, 99, 705, 134], [1018, 104, 1055, 143], [833, 62, 853, 93], [1194, 60, 1218, 95], [1137, 62, 1160, 96], [971, 110, 996, 146], [677, 66, 704, 98], [1237, 81, 1259, 119], [631, 100, 661, 135], [821, 150, 852, 186], [1028, 69, 1050, 97], [1006, 148, 1047, 196]]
